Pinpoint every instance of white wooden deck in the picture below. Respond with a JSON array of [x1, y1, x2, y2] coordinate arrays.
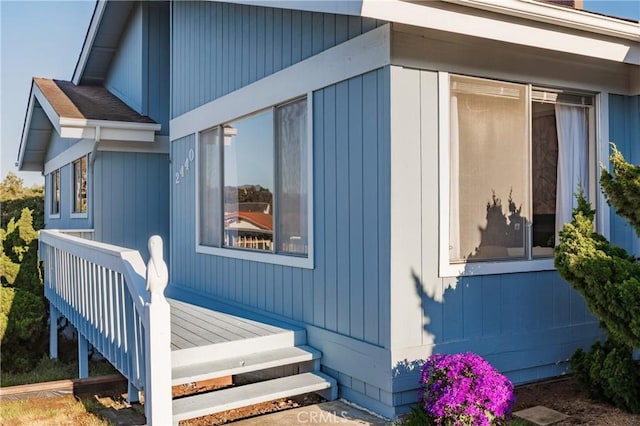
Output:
[[169, 298, 291, 351]]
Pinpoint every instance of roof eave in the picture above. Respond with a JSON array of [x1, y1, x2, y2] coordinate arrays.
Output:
[[441, 0, 639, 42]]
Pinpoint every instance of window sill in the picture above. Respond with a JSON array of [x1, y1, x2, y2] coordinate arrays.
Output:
[[49, 214, 60, 219], [195, 244, 314, 269], [70, 213, 88, 219], [439, 258, 556, 277]]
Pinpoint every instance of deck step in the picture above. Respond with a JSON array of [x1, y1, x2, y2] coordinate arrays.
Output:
[[172, 345, 321, 386], [172, 371, 337, 423], [171, 329, 307, 369]]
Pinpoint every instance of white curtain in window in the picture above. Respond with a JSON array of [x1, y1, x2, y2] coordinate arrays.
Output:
[[200, 128, 221, 247], [276, 99, 308, 255], [555, 104, 589, 245], [449, 95, 460, 260]]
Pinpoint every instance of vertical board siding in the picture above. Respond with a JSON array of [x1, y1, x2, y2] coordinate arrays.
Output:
[[93, 151, 170, 261], [105, 3, 143, 112], [170, 69, 391, 347], [390, 68, 602, 412], [146, 1, 170, 135], [171, 1, 384, 117], [609, 94, 640, 256]]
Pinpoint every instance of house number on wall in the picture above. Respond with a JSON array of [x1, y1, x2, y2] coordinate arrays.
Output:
[[175, 149, 195, 185]]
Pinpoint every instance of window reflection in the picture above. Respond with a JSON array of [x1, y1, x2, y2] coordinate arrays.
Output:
[[223, 110, 274, 251]]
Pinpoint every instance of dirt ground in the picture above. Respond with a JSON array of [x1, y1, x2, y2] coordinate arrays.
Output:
[[513, 377, 640, 425], [2, 376, 640, 425]]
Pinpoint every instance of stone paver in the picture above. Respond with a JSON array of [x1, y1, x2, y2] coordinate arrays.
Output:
[[513, 405, 571, 426], [231, 400, 390, 425]]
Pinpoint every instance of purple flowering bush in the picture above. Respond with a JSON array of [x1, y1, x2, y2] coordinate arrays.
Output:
[[420, 353, 515, 425]]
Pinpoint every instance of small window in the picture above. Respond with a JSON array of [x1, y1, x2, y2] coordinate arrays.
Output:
[[72, 156, 87, 214], [198, 97, 309, 259], [446, 74, 594, 268], [51, 169, 60, 216]]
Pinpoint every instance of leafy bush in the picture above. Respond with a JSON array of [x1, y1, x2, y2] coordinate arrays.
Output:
[[419, 353, 514, 425], [554, 189, 640, 349], [571, 340, 640, 413]]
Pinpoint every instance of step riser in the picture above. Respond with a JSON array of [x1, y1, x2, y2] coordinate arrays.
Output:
[[171, 372, 338, 424], [171, 330, 306, 369]]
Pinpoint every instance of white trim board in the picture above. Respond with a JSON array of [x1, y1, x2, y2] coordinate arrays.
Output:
[[44, 139, 93, 176], [44, 136, 169, 175], [170, 23, 391, 141]]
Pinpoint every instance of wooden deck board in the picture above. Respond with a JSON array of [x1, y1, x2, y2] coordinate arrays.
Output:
[[168, 298, 300, 351], [170, 299, 284, 336], [170, 302, 262, 341]]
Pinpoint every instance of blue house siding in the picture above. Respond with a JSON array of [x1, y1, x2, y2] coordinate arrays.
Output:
[[105, 2, 143, 113], [93, 151, 170, 260], [171, 1, 385, 117], [170, 68, 390, 347], [169, 68, 393, 414], [145, 1, 170, 135], [387, 67, 602, 413], [609, 94, 640, 256], [104, 1, 170, 134]]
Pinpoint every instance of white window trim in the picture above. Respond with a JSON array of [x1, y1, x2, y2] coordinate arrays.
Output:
[[194, 95, 314, 269], [50, 170, 61, 219], [70, 155, 89, 219], [438, 71, 601, 278]]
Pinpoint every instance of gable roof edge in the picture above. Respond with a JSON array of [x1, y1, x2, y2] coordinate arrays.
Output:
[[72, 0, 106, 86]]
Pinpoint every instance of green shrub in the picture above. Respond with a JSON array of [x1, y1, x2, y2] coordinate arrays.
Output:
[[0, 286, 47, 372], [571, 339, 640, 413]]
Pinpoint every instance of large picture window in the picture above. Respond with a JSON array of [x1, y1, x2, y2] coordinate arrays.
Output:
[[51, 169, 60, 216], [198, 97, 309, 259], [447, 74, 593, 266], [72, 156, 87, 214]]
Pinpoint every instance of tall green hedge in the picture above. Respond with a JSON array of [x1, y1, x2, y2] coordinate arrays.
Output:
[[554, 146, 640, 412], [0, 173, 47, 372]]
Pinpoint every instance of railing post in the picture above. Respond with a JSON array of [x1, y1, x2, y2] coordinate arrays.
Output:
[[49, 304, 59, 359], [78, 332, 89, 379], [143, 236, 172, 424]]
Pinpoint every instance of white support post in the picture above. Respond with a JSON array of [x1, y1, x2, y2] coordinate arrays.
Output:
[[143, 236, 173, 424], [49, 304, 59, 359], [78, 333, 89, 379]]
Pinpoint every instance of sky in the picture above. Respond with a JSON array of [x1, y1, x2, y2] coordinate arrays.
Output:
[[0, 0, 638, 188]]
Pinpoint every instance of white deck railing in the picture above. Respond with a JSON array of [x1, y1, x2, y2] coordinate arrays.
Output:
[[39, 230, 172, 424]]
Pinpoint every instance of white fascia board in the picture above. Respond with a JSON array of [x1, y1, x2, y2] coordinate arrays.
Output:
[[210, 0, 363, 16], [360, 0, 640, 65], [72, 0, 108, 85], [171, 23, 390, 140], [32, 83, 63, 136], [58, 118, 160, 142], [16, 90, 37, 170], [442, 0, 640, 42]]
